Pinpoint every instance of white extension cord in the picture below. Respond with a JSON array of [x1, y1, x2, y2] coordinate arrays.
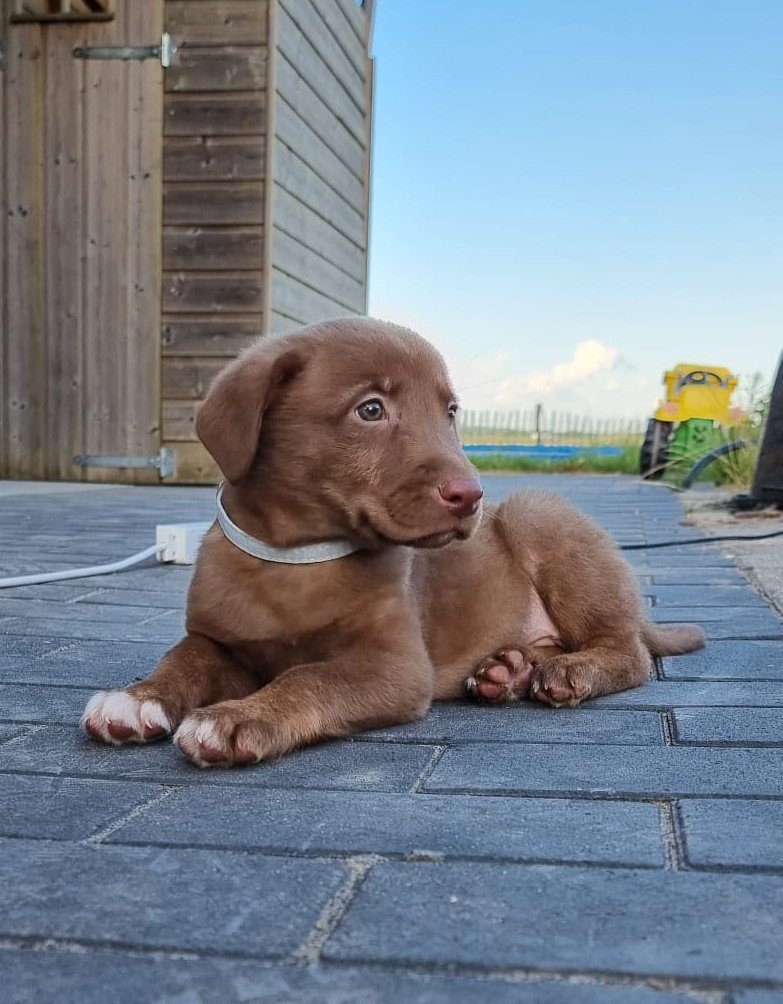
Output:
[[0, 521, 211, 590]]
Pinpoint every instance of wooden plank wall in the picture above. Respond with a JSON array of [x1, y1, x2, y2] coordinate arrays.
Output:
[[270, 0, 372, 336], [0, 0, 164, 482], [1, 0, 372, 484], [160, 0, 373, 481], [0, 6, 4, 477], [160, 0, 269, 481]]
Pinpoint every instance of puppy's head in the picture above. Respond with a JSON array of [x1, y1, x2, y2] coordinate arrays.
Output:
[[196, 318, 483, 547]]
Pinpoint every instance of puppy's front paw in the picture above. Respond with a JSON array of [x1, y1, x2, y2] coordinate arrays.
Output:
[[466, 650, 533, 704], [81, 690, 172, 745], [174, 704, 274, 768], [530, 657, 592, 708]]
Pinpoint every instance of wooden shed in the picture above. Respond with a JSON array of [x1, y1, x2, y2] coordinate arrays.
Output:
[[0, 0, 374, 483]]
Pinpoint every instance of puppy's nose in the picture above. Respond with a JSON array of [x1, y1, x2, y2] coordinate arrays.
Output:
[[438, 477, 483, 518]]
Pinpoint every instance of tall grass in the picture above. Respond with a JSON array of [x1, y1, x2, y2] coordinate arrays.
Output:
[[709, 373, 769, 489]]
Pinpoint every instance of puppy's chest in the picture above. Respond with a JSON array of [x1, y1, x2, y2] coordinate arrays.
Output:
[[188, 562, 371, 657], [202, 585, 345, 642], [187, 544, 415, 676]]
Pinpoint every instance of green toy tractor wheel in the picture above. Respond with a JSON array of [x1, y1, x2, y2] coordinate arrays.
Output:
[[640, 419, 673, 479]]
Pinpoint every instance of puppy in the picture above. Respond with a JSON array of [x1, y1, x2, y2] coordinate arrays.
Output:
[[82, 318, 704, 766]]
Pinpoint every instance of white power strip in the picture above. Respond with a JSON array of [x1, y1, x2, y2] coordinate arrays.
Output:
[[0, 520, 213, 588], [155, 522, 211, 564]]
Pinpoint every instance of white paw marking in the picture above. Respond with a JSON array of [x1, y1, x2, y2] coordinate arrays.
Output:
[[81, 690, 171, 745]]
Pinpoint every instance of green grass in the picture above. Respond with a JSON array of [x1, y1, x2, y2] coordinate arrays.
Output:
[[468, 443, 641, 475]]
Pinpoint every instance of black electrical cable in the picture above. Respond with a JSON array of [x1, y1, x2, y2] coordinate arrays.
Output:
[[680, 439, 749, 490], [619, 528, 783, 551]]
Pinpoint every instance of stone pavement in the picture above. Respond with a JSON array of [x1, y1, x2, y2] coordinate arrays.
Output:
[[0, 475, 782, 1004]]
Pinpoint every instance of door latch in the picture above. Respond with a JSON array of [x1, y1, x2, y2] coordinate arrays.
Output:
[[73, 448, 175, 480], [73, 32, 175, 68]]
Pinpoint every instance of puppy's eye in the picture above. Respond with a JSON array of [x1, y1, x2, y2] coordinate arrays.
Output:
[[356, 399, 385, 422], [448, 403, 459, 420]]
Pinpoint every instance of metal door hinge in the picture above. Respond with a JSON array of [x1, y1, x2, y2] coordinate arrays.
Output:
[[73, 32, 175, 68], [73, 447, 174, 480]]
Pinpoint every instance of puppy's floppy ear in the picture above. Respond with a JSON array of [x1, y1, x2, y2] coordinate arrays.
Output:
[[196, 341, 305, 483]]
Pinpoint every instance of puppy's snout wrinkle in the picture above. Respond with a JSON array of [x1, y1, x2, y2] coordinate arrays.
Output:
[[438, 477, 483, 518]]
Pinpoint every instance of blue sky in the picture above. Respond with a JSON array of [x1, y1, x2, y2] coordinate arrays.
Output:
[[366, 0, 783, 418]]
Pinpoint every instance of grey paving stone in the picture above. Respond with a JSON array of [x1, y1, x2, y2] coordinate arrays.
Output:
[[0, 775, 164, 840], [0, 724, 27, 744], [366, 703, 663, 745], [0, 556, 123, 576], [647, 584, 766, 607], [0, 951, 699, 1004], [680, 800, 783, 869], [325, 860, 783, 981], [696, 621, 782, 640], [2, 475, 782, 996], [592, 681, 783, 708], [0, 583, 102, 601], [651, 605, 778, 623], [634, 551, 735, 567], [0, 598, 159, 625], [0, 639, 169, 688], [0, 838, 345, 957], [144, 609, 187, 628], [651, 568, 748, 585], [0, 684, 97, 724], [423, 743, 783, 798], [0, 635, 70, 659], [113, 787, 665, 866], [651, 607, 783, 639], [673, 708, 783, 745], [0, 656, 43, 679], [662, 641, 783, 680], [77, 587, 186, 609], [0, 727, 436, 792], [0, 617, 183, 644], [73, 567, 194, 590]]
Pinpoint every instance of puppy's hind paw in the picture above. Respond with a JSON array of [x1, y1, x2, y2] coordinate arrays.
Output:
[[81, 690, 172, 745], [530, 658, 592, 708], [467, 650, 533, 705]]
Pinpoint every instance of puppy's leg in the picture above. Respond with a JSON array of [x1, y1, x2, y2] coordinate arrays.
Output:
[[175, 652, 433, 767], [489, 492, 655, 708], [81, 633, 259, 745], [530, 636, 651, 708]]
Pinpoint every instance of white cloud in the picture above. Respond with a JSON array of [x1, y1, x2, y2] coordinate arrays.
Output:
[[497, 339, 619, 401]]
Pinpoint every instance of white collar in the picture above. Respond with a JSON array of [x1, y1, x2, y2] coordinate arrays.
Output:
[[215, 486, 363, 565]]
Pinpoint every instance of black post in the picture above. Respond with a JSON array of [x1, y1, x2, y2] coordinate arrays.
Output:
[[750, 352, 783, 504]]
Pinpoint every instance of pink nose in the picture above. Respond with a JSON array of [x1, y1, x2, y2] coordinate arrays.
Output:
[[438, 477, 483, 518]]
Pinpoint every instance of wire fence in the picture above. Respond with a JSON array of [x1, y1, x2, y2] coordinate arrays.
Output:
[[458, 407, 646, 447]]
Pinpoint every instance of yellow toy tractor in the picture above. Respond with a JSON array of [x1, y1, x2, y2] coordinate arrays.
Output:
[[640, 364, 744, 480]]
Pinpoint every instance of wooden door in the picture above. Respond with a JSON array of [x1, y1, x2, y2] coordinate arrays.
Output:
[[0, 0, 164, 482]]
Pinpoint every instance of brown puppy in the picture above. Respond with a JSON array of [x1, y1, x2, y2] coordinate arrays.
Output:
[[81, 318, 704, 766]]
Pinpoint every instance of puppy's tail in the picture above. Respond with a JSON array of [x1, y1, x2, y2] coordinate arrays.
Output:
[[642, 622, 706, 656]]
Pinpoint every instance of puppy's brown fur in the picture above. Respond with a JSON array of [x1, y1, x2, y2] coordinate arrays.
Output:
[[82, 318, 704, 766]]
